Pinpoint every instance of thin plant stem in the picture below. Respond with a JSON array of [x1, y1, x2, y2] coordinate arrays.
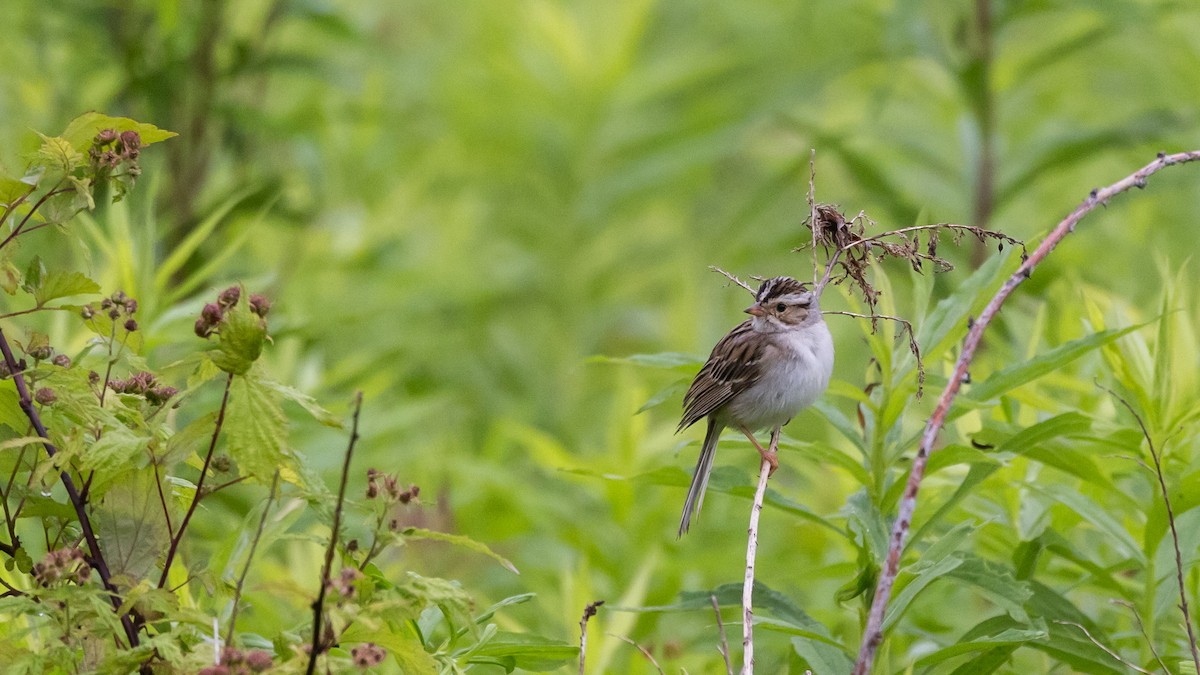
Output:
[[0, 327, 140, 648], [851, 150, 1200, 675], [712, 594, 734, 675], [1054, 621, 1153, 675], [307, 392, 363, 675], [579, 600, 604, 675], [226, 470, 280, 645], [158, 372, 234, 589], [1105, 390, 1200, 674], [742, 426, 779, 675], [608, 633, 664, 674]]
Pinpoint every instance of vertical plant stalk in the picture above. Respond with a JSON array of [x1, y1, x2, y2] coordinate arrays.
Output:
[[712, 594, 734, 675], [158, 372, 234, 589], [742, 428, 779, 675], [306, 392, 363, 675], [0, 328, 140, 648], [226, 469, 280, 645], [851, 150, 1200, 675], [579, 600, 604, 675], [1107, 392, 1200, 673]]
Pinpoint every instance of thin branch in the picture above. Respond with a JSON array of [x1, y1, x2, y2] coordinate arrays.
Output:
[[307, 392, 364, 675], [1104, 388, 1200, 673], [808, 149, 819, 287], [1054, 621, 1154, 675], [742, 427, 779, 675], [823, 310, 924, 397], [709, 267, 756, 295], [0, 327, 140, 648], [579, 600, 604, 675], [1112, 599, 1171, 675], [851, 150, 1200, 675], [712, 594, 734, 675], [607, 633, 664, 675], [158, 372, 234, 589], [152, 461, 174, 538], [0, 182, 68, 253], [226, 470, 280, 645]]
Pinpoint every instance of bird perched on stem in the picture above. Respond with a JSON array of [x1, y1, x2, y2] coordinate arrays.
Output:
[[677, 276, 834, 536]]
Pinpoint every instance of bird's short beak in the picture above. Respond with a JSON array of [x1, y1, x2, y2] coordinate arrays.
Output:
[[744, 304, 766, 317]]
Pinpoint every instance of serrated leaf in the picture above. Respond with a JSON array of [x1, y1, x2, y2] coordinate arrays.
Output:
[[32, 270, 100, 306], [225, 372, 289, 482], [33, 134, 84, 174], [211, 302, 267, 375], [59, 112, 177, 151], [259, 378, 343, 428], [402, 527, 519, 574]]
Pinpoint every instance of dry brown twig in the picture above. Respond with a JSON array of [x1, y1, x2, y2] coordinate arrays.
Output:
[[851, 149, 1200, 675], [579, 600, 604, 675]]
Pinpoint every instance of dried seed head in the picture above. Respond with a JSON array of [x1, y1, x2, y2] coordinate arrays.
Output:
[[52, 354, 71, 368], [34, 388, 56, 405]]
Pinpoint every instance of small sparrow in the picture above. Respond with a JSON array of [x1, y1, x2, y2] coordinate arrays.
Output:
[[677, 276, 834, 536]]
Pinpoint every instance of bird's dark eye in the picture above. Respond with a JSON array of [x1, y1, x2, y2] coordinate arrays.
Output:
[[775, 303, 787, 312]]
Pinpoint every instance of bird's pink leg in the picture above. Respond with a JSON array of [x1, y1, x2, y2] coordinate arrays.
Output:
[[739, 425, 779, 476]]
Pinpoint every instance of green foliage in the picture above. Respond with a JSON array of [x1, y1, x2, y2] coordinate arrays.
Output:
[[0, 117, 573, 674], [2, 1, 1200, 673]]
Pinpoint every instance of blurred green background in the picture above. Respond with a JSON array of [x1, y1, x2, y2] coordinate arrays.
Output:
[[3, 0, 1200, 672]]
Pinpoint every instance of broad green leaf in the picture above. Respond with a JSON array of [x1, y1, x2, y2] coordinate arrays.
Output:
[[996, 412, 1091, 456], [0, 174, 31, 207], [31, 270, 100, 307], [59, 112, 177, 151], [92, 468, 170, 581], [0, 383, 29, 433], [225, 371, 289, 483], [402, 527, 519, 574], [162, 412, 218, 468]]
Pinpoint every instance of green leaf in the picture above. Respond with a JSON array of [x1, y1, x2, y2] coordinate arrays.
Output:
[[467, 632, 578, 672], [21, 256, 45, 295], [588, 352, 702, 371], [31, 270, 100, 307], [916, 251, 1011, 362], [883, 554, 964, 631], [0, 383, 30, 433], [915, 618, 1047, 668], [92, 468, 171, 581], [943, 556, 1033, 624], [635, 376, 689, 414], [963, 323, 1147, 404], [225, 371, 290, 483], [211, 301, 268, 375], [59, 112, 177, 151], [33, 134, 84, 174], [1028, 483, 1144, 564], [258, 378, 344, 428], [402, 527, 519, 574]]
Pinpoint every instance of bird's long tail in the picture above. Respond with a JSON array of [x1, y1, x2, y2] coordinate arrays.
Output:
[[678, 418, 721, 537]]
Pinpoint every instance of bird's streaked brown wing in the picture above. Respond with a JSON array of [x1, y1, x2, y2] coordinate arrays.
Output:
[[677, 321, 764, 431]]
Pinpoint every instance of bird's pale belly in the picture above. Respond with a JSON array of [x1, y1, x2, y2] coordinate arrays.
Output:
[[723, 347, 832, 431]]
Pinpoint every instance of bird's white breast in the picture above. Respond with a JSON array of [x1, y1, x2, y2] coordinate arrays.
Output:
[[725, 321, 834, 431]]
